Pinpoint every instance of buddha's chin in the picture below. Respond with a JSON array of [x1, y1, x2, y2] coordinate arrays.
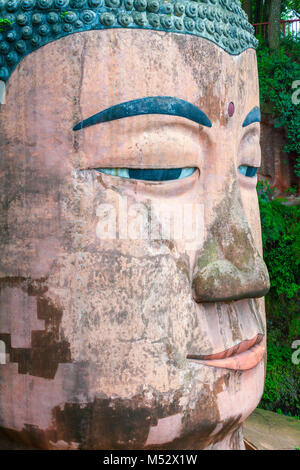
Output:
[[0, 359, 264, 450], [88, 359, 264, 449], [65, 361, 264, 449], [142, 361, 264, 450]]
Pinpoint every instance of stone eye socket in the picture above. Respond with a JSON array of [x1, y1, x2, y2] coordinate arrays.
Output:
[[238, 165, 258, 177], [94, 168, 196, 181]]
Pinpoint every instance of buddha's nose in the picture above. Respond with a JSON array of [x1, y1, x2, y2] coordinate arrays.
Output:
[[192, 185, 270, 303]]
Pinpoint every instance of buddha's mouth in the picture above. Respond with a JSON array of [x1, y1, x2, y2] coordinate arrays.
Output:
[[186, 333, 265, 371]]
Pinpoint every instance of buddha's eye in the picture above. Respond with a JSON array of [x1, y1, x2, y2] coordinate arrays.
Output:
[[238, 165, 258, 178], [95, 168, 196, 181]]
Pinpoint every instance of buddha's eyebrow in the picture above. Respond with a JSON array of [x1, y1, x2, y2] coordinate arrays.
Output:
[[242, 106, 261, 127], [73, 96, 212, 131]]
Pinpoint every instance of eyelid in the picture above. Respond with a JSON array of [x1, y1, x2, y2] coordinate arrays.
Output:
[[238, 131, 261, 168], [95, 167, 196, 182], [240, 126, 260, 145], [239, 155, 261, 167]]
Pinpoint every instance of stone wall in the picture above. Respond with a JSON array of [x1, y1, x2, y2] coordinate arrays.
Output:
[[258, 114, 299, 194]]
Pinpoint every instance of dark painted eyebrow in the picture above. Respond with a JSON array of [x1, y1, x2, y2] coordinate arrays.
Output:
[[73, 96, 212, 131], [242, 106, 261, 127]]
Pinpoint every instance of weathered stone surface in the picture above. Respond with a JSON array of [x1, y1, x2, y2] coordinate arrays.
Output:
[[243, 408, 300, 450], [0, 29, 268, 449]]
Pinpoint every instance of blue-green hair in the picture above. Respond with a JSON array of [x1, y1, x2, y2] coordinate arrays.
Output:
[[0, 0, 257, 83]]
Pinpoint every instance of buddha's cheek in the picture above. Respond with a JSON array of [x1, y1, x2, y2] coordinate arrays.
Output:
[[41, 254, 264, 449]]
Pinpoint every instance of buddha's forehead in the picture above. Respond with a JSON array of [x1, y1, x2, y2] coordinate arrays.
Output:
[[4, 28, 259, 122], [80, 30, 258, 118]]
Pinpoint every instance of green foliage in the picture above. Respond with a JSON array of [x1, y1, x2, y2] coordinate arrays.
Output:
[[257, 181, 300, 298], [241, 0, 300, 24], [260, 335, 300, 416], [256, 37, 300, 176], [257, 182, 300, 417], [282, 0, 300, 18]]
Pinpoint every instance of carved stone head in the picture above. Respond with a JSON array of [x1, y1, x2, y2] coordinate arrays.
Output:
[[0, 0, 269, 450]]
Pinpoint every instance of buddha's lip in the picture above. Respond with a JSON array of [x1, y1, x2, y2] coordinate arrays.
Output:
[[186, 333, 265, 370]]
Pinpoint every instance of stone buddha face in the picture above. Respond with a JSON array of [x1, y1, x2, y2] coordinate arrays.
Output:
[[0, 27, 269, 450]]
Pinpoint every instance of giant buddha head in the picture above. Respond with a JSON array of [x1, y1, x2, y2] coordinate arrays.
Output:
[[0, 0, 270, 450]]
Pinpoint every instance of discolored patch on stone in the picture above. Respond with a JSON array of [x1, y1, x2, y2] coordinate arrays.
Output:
[[51, 391, 241, 450], [0, 277, 71, 379], [0, 424, 56, 450]]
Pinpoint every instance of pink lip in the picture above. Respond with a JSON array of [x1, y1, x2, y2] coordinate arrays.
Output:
[[187, 334, 266, 370]]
